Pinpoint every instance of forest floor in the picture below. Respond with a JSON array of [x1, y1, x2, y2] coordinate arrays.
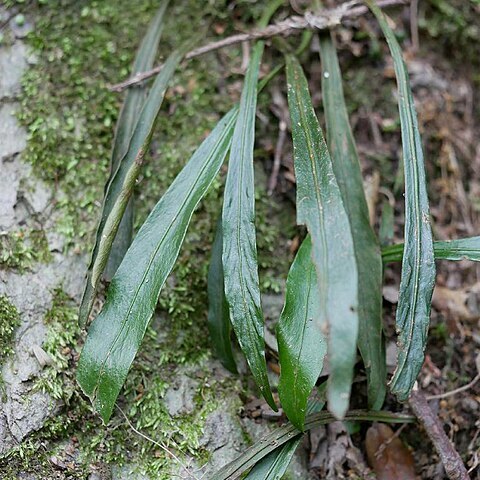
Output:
[[0, 0, 479, 479]]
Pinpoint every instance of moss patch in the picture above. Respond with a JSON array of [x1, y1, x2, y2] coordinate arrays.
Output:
[[0, 296, 20, 362], [0, 229, 51, 271]]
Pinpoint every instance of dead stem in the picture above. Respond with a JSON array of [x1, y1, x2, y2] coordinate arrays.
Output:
[[409, 387, 470, 480]]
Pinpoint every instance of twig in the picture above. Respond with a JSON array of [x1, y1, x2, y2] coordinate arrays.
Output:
[[409, 387, 470, 480], [374, 423, 408, 459], [426, 372, 480, 401], [109, 0, 409, 92], [410, 0, 419, 52], [268, 120, 287, 195], [117, 406, 201, 480]]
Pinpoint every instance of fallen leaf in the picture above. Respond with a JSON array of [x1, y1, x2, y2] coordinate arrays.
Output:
[[366, 423, 416, 480]]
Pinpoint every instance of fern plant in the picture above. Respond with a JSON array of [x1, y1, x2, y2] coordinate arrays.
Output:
[[76, 0, 479, 476]]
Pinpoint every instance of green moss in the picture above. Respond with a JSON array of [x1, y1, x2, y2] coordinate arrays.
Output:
[[0, 229, 51, 271], [0, 296, 20, 361]]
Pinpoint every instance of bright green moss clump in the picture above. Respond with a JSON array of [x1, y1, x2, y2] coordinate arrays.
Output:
[[0, 296, 20, 361]]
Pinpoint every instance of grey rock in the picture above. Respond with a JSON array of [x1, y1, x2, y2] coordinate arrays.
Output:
[[0, 103, 26, 161], [0, 35, 86, 456], [164, 374, 199, 417], [0, 157, 28, 229], [0, 41, 28, 99], [9, 16, 33, 40]]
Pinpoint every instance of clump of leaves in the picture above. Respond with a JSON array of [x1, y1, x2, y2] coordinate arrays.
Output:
[[75, 0, 479, 476]]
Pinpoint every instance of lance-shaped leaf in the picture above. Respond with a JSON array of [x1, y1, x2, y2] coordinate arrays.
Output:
[[367, 0, 436, 401], [245, 394, 325, 479], [207, 217, 237, 373], [79, 46, 184, 327], [222, 42, 276, 410], [211, 410, 414, 480], [285, 54, 358, 419], [319, 33, 386, 411], [105, 0, 170, 281], [382, 237, 480, 263], [277, 235, 327, 430], [76, 108, 238, 423]]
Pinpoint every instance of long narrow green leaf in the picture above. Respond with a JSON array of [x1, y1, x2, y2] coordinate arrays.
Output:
[[285, 54, 358, 419], [319, 33, 386, 411], [76, 109, 238, 423], [105, 1, 170, 281], [382, 237, 480, 264], [211, 410, 414, 480], [222, 42, 276, 410], [367, 0, 436, 401], [79, 46, 185, 327], [277, 235, 327, 430], [207, 217, 237, 373], [245, 392, 326, 479]]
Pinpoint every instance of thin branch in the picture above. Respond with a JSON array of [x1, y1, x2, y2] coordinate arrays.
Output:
[[409, 387, 470, 480], [426, 372, 480, 401], [109, 0, 409, 92], [374, 423, 408, 459]]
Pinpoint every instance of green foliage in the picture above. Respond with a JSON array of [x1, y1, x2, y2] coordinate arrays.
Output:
[[221, 42, 276, 411], [277, 236, 326, 430], [68, 0, 478, 476], [105, 0, 170, 281], [79, 45, 185, 326], [319, 33, 386, 410], [77, 109, 237, 423], [285, 53, 358, 419], [207, 218, 237, 373], [367, 0, 436, 401], [382, 237, 480, 263]]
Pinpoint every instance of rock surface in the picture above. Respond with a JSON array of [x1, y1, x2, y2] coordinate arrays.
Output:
[[0, 15, 85, 457]]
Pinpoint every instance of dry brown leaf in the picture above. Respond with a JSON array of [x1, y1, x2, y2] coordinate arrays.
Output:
[[366, 423, 416, 480]]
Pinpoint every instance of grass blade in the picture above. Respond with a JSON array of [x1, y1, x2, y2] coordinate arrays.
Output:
[[222, 42, 276, 410], [105, 0, 170, 281], [319, 33, 386, 411], [210, 410, 414, 480], [207, 217, 237, 373], [367, 0, 436, 401], [382, 237, 480, 263], [285, 54, 358, 419], [76, 109, 237, 423], [277, 236, 327, 430], [245, 391, 326, 479], [79, 46, 185, 327]]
